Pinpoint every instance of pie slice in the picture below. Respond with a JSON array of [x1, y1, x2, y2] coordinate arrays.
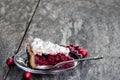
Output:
[[26, 38, 73, 69]]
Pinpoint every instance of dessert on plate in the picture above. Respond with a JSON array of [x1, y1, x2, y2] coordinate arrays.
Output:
[[26, 38, 87, 69]]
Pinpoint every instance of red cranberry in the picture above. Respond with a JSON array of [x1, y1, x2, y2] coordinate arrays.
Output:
[[79, 49, 87, 57], [23, 71, 31, 80], [6, 57, 14, 67]]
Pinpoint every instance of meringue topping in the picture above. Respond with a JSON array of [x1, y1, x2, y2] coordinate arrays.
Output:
[[30, 38, 69, 55]]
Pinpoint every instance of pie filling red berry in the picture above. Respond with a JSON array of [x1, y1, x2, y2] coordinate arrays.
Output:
[[26, 38, 87, 69], [35, 53, 73, 66]]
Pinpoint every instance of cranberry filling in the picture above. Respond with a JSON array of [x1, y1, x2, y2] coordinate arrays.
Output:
[[35, 53, 73, 66], [34, 45, 87, 69]]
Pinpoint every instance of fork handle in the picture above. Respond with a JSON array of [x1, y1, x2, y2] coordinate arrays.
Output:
[[76, 56, 103, 61], [54, 56, 103, 67]]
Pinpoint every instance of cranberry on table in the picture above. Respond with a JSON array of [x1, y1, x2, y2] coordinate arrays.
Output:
[[6, 57, 14, 67], [23, 71, 31, 80]]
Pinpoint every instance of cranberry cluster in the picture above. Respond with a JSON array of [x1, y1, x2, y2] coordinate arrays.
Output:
[[66, 44, 87, 58]]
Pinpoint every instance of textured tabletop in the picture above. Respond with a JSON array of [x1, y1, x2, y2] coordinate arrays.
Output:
[[0, 0, 120, 80]]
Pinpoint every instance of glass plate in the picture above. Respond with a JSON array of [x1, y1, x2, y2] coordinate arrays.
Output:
[[14, 52, 80, 74]]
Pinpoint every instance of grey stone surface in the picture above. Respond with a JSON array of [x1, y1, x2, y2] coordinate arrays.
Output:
[[1, 0, 120, 80], [20, 0, 120, 80], [0, 0, 38, 79]]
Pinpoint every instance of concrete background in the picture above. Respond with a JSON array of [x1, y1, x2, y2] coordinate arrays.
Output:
[[0, 0, 120, 80], [0, 0, 38, 79]]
